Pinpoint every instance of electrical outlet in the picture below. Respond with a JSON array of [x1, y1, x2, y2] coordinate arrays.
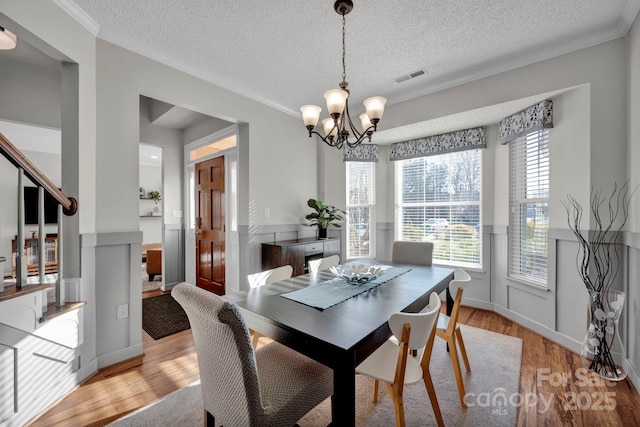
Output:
[[264, 208, 270, 218], [117, 303, 129, 319], [173, 210, 183, 218]]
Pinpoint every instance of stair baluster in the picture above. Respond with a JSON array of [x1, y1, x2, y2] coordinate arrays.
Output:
[[16, 169, 27, 288], [39, 187, 46, 283], [56, 204, 65, 306]]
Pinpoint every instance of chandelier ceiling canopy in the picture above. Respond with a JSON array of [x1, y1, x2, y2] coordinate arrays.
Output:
[[300, 0, 386, 150]]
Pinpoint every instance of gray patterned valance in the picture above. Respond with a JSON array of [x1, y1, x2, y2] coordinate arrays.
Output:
[[499, 100, 553, 144], [389, 127, 486, 161], [343, 144, 379, 162]]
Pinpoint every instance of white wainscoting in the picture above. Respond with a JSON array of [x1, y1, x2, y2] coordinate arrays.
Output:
[[0, 291, 82, 426]]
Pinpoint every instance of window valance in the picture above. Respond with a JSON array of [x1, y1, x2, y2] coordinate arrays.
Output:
[[343, 144, 379, 162], [389, 127, 486, 161], [499, 100, 553, 144]]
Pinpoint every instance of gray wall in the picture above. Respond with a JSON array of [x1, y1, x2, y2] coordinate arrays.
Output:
[[625, 8, 640, 385]]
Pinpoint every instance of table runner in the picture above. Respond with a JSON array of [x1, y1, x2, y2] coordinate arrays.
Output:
[[281, 265, 411, 310]]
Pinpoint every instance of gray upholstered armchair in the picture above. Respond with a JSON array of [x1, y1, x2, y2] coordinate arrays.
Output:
[[172, 282, 333, 426]]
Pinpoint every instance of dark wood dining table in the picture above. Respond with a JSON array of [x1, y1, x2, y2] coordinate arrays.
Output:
[[233, 260, 454, 426]]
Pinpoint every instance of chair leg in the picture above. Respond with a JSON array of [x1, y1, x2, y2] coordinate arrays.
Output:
[[204, 410, 215, 427], [373, 379, 379, 403], [448, 337, 467, 407], [422, 372, 444, 427], [455, 327, 471, 372], [384, 382, 405, 427]]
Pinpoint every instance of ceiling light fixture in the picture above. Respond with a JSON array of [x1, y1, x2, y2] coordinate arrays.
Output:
[[300, 0, 386, 149], [0, 26, 17, 50]]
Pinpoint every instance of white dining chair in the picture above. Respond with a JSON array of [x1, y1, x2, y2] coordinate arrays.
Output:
[[246, 265, 293, 347], [433, 267, 472, 407], [308, 254, 340, 273], [393, 241, 435, 357], [391, 241, 434, 266], [356, 292, 444, 427], [172, 283, 333, 426], [247, 265, 293, 288]]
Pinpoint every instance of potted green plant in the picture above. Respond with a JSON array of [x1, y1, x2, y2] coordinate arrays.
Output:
[[305, 198, 346, 239], [147, 190, 161, 204], [147, 190, 162, 215]]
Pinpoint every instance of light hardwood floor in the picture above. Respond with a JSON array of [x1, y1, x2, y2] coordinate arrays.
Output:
[[28, 290, 640, 426]]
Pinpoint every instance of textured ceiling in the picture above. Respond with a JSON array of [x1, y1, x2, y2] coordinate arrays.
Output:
[[65, 0, 639, 119], [3, 1, 639, 151]]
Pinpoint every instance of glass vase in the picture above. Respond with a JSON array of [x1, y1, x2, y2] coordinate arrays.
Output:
[[580, 289, 627, 381]]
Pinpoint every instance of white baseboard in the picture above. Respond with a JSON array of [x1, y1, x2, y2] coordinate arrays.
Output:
[[97, 343, 144, 369], [162, 282, 179, 292], [462, 297, 494, 311], [624, 358, 640, 393], [493, 304, 582, 353]]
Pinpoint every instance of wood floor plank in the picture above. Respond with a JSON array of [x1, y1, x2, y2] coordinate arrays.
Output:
[[27, 304, 640, 426]]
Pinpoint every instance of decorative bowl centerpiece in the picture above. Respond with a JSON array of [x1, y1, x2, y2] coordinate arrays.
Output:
[[330, 264, 384, 285]]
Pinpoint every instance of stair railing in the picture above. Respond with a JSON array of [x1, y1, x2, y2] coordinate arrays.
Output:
[[1, 131, 77, 306]]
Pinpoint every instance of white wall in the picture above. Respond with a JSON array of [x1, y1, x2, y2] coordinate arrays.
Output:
[[0, 46, 60, 129]]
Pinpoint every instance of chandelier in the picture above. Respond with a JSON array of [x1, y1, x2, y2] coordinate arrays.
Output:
[[300, 0, 386, 150]]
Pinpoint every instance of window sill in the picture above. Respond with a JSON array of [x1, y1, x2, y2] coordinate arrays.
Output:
[[432, 261, 485, 274], [506, 275, 550, 295]]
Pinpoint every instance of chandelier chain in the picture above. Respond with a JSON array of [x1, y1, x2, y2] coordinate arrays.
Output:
[[341, 13, 347, 84]]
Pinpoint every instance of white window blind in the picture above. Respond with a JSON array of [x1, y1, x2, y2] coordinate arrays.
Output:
[[395, 149, 482, 268], [346, 162, 376, 259], [508, 129, 550, 285]]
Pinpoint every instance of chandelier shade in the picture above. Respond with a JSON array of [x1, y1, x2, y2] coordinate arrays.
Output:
[[0, 26, 17, 50], [300, 1, 386, 149]]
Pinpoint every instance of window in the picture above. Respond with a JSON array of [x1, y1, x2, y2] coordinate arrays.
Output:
[[189, 135, 237, 161], [346, 162, 375, 259], [508, 129, 549, 285], [395, 149, 482, 268]]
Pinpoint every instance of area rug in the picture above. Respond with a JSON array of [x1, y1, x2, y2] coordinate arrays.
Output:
[[142, 294, 190, 340], [141, 265, 162, 293], [109, 325, 522, 426], [142, 274, 162, 293]]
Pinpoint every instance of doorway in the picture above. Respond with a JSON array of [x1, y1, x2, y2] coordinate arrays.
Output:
[[139, 143, 163, 294], [185, 128, 238, 295], [195, 156, 225, 294]]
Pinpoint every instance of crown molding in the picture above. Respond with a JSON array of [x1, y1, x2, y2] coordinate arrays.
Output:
[[52, 0, 100, 35]]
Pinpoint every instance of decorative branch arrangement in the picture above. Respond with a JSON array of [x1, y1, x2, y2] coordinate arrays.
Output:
[[562, 181, 636, 380], [562, 181, 634, 295]]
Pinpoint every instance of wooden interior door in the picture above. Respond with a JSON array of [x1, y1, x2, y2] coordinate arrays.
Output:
[[195, 156, 225, 295]]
